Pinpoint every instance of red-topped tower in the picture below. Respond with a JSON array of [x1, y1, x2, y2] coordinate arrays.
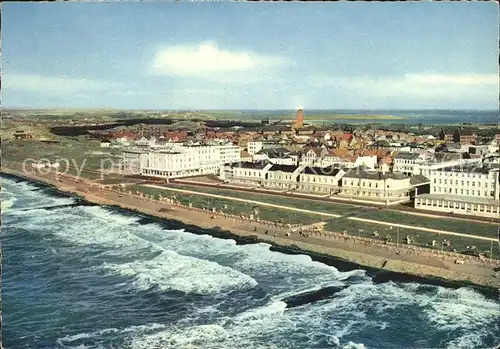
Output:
[[295, 107, 304, 129]]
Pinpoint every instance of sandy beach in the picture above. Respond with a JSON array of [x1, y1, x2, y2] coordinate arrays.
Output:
[[2, 164, 499, 291]]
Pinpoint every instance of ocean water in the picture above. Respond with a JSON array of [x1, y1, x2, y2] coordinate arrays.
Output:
[[1, 176, 500, 349], [237, 109, 499, 125]]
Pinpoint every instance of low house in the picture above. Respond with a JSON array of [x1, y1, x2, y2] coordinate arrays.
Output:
[[264, 165, 303, 190], [301, 147, 328, 165], [298, 166, 345, 194], [230, 162, 273, 186], [100, 139, 112, 148], [14, 130, 31, 140], [439, 129, 454, 141], [240, 150, 252, 162], [453, 128, 476, 144], [393, 152, 420, 175], [340, 167, 412, 201]]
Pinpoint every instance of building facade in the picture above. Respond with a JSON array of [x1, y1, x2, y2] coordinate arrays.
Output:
[[264, 165, 303, 190], [138, 144, 241, 179], [340, 168, 412, 201], [414, 165, 500, 218], [298, 166, 345, 194]]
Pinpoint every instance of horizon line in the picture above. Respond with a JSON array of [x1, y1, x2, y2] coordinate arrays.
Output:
[[3, 107, 498, 112]]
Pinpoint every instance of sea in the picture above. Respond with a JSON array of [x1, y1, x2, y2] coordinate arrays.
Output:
[[234, 109, 499, 125], [1, 175, 500, 349]]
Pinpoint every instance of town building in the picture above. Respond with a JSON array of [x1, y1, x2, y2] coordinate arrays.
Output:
[[122, 149, 149, 174], [138, 144, 241, 179], [453, 128, 477, 144], [393, 152, 421, 175], [340, 167, 413, 201], [298, 166, 345, 194], [228, 162, 273, 186], [414, 165, 500, 218], [100, 139, 111, 148], [263, 165, 303, 190]]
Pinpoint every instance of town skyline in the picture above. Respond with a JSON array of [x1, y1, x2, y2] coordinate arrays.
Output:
[[3, 2, 498, 110]]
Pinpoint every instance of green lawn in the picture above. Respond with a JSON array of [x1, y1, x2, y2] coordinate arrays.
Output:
[[3, 139, 123, 181], [167, 183, 499, 238], [128, 185, 320, 226], [131, 184, 499, 260]]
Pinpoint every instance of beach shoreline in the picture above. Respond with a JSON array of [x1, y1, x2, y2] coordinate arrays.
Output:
[[2, 166, 499, 296]]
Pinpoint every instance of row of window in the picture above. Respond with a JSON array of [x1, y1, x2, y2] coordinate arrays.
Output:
[[432, 187, 494, 197], [417, 200, 499, 213], [433, 178, 490, 188], [433, 172, 486, 179]]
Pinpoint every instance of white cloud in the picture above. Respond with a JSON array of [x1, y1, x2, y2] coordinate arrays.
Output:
[[151, 41, 291, 78], [4, 73, 126, 93], [312, 73, 498, 99], [405, 73, 498, 86]]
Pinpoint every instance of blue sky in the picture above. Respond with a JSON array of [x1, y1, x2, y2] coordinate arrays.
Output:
[[3, 2, 498, 110]]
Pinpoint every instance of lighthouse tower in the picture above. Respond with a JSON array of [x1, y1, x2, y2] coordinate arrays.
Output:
[[295, 107, 304, 129]]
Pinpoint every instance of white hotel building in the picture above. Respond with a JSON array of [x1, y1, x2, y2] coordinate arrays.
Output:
[[414, 165, 500, 218], [123, 143, 241, 179]]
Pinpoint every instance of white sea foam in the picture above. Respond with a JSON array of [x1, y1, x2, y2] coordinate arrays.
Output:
[[127, 324, 229, 349], [101, 249, 258, 294], [234, 300, 287, 322], [1, 194, 16, 211], [57, 323, 167, 347], [342, 341, 366, 349], [84, 206, 141, 226]]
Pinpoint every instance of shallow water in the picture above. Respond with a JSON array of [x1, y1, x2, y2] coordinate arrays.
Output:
[[2, 176, 499, 349]]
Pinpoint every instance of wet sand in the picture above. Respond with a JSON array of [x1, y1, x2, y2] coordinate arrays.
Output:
[[2, 165, 499, 291]]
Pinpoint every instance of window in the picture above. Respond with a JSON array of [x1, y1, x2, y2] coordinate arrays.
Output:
[[461, 180, 464, 186], [472, 181, 475, 187]]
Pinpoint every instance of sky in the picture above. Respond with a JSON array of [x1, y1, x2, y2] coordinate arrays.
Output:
[[2, 2, 499, 110]]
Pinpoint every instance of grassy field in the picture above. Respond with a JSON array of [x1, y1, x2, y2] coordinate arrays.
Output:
[[2, 138, 123, 180], [127, 185, 320, 226], [167, 183, 499, 238], [132, 184, 499, 259]]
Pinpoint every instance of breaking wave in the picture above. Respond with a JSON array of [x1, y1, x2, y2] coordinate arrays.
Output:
[[3, 176, 499, 349]]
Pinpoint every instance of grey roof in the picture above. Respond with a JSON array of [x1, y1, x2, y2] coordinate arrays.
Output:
[[395, 152, 419, 160], [302, 166, 342, 176], [233, 162, 269, 170], [434, 165, 492, 174], [410, 175, 430, 185], [268, 164, 299, 173], [255, 147, 290, 156], [344, 167, 408, 180], [434, 152, 462, 162]]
